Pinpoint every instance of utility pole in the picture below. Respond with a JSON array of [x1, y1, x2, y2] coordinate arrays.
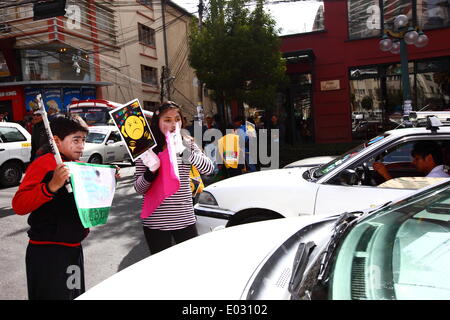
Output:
[[161, 0, 171, 101], [194, 0, 205, 134]]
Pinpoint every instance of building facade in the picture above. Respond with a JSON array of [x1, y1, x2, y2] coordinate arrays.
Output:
[[0, 0, 215, 124], [279, 0, 450, 143]]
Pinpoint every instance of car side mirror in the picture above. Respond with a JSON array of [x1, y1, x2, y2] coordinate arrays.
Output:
[[106, 140, 114, 145], [339, 169, 359, 185]]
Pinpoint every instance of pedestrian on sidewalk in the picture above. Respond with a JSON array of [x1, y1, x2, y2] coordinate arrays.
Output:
[[133, 101, 214, 255], [12, 115, 90, 300]]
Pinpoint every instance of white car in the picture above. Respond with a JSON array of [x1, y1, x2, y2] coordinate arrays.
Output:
[[195, 124, 450, 227], [80, 126, 130, 164], [78, 179, 450, 300], [0, 122, 31, 187]]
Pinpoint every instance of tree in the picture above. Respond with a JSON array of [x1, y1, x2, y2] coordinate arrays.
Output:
[[189, 0, 286, 125]]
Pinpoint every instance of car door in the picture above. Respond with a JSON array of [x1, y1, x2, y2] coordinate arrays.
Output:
[[0, 126, 29, 164], [105, 130, 126, 162], [314, 135, 450, 215]]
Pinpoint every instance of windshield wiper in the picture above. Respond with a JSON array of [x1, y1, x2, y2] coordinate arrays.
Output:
[[315, 211, 363, 283], [288, 241, 316, 298]]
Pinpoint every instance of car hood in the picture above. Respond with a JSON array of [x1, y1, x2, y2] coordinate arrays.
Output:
[[78, 215, 329, 300], [207, 167, 308, 190], [284, 156, 336, 168], [202, 167, 311, 214]]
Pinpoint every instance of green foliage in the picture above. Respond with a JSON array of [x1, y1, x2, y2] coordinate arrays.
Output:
[[188, 0, 286, 109]]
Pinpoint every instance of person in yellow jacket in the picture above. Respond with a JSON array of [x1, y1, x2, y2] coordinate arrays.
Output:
[[217, 127, 244, 178]]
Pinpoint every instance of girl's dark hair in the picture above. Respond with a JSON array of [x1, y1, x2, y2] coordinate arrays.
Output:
[[50, 114, 89, 140], [150, 101, 185, 154]]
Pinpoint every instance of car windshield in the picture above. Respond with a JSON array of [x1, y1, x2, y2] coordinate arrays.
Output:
[[70, 110, 112, 126], [329, 180, 450, 300], [86, 132, 107, 144], [313, 134, 389, 179]]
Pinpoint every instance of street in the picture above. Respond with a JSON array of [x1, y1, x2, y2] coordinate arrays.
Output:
[[0, 165, 222, 300]]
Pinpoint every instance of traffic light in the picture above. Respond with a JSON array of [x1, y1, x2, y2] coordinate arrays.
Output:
[[33, 0, 67, 21]]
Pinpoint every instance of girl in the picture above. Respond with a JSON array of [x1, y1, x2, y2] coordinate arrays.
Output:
[[133, 101, 214, 254]]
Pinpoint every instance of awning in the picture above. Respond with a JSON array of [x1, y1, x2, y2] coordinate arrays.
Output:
[[0, 80, 113, 87], [282, 49, 315, 64]]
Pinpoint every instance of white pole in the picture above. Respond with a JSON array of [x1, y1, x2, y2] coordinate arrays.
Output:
[[36, 94, 73, 193]]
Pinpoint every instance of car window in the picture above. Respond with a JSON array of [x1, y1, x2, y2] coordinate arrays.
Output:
[[329, 182, 450, 300], [108, 131, 122, 143], [86, 132, 107, 144], [0, 127, 27, 143], [382, 143, 414, 163], [314, 134, 389, 179]]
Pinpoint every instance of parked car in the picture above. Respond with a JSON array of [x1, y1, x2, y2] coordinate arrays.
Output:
[[195, 122, 450, 228], [0, 122, 31, 187], [78, 179, 450, 300], [80, 126, 130, 164]]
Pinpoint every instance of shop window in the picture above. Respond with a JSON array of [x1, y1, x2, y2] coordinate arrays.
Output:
[[417, 0, 450, 29], [21, 49, 92, 81], [348, 0, 382, 40], [416, 58, 450, 111]]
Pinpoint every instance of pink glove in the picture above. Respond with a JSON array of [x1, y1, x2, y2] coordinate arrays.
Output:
[[140, 149, 160, 172]]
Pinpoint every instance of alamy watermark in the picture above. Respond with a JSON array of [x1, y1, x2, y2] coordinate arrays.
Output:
[[182, 126, 280, 170]]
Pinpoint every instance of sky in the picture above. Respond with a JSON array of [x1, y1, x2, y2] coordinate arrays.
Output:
[[171, 0, 322, 36]]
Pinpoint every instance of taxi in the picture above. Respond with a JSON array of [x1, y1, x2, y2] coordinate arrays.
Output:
[[0, 122, 31, 187], [80, 126, 130, 164]]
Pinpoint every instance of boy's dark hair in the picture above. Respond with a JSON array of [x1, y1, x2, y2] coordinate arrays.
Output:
[[50, 114, 89, 140], [411, 141, 443, 165]]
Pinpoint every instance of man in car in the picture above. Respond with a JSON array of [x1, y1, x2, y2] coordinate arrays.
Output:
[[373, 140, 449, 180]]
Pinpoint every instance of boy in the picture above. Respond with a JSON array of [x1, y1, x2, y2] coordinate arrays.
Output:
[[12, 115, 89, 300]]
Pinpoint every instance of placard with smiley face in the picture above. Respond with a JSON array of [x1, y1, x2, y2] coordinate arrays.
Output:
[[109, 99, 156, 161]]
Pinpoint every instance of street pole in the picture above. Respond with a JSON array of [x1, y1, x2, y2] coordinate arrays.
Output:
[[161, 0, 171, 101], [196, 0, 204, 123], [399, 39, 412, 115]]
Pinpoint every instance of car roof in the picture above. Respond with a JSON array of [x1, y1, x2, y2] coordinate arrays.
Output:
[[68, 99, 123, 109], [385, 126, 450, 136], [0, 122, 31, 137], [88, 125, 117, 133]]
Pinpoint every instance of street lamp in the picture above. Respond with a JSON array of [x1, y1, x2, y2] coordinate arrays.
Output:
[[379, 14, 429, 116]]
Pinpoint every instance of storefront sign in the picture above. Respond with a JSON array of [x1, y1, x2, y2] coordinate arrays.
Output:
[[0, 90, 17, 98], [320, 80, 340, 91]]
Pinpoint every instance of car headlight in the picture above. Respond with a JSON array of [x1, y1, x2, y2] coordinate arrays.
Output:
[[198, 191, 218, 206]]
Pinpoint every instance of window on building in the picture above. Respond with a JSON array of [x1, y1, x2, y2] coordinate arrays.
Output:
[[138, 23, 155, 46], [417, 0, 450, 29], [0, 53, 10, 78], [383, 0, 413, 31], [348, 0, 381, 40], [349, 57, 450, 140], [143, 101, 158, 111], [141, 65, 158, 85], [137, 0, 153, 8]]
